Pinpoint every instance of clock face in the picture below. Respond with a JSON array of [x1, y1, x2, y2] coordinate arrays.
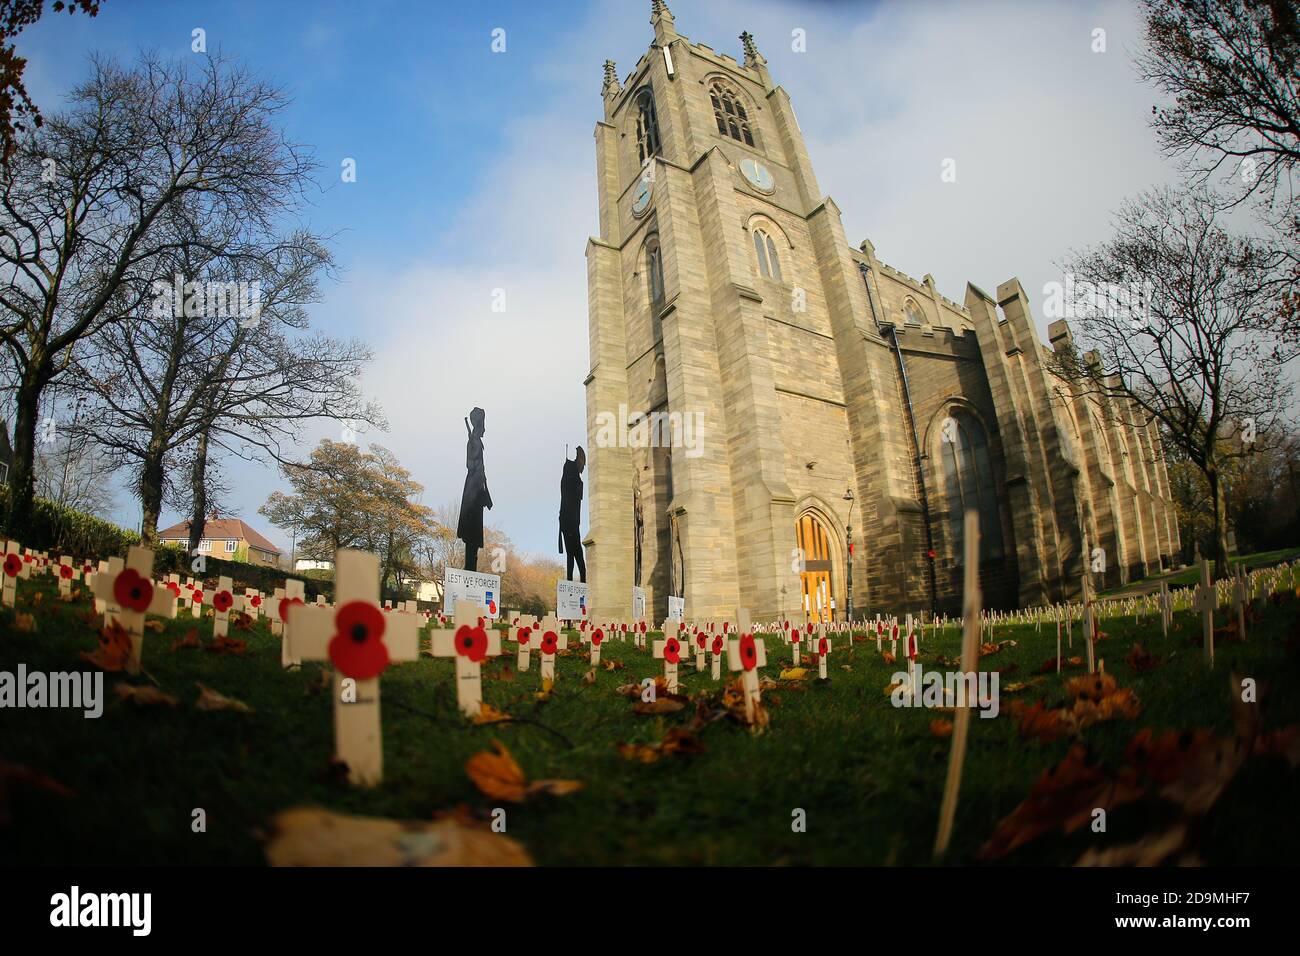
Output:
[[740, 158, 775, 193], [632, 178, 653, 216]]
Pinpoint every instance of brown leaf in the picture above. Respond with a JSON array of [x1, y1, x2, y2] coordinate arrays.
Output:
[[979, 746, 1144, 860], [114, 683, 181, 708], [1124, 643, 1162, 672], [206, 635, 250, 656], [581, 668, 596, 685], [616, 727, 706, 763], [194, 682, 253, 714], [930, 718, 954, 739], [633, 696, 686, 715], [170, 629, 202, 652], [265, 806, 533, 866], [465, 741, 529, 802], [13, 612, 36, 632], [473, 703, 511, 725], [143, 619, 166, 633], [525, 779, 584, 798], [80, 620, 134, 672]]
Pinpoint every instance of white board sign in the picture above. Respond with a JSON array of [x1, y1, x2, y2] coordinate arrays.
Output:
[[632, 586, 646, 621], [556, 580, 589, 619], [443, 568, 502, 619], [668, 595, 685, 620]]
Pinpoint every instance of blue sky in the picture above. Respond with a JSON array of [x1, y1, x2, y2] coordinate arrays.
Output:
[[17, 0, 1180, 559]]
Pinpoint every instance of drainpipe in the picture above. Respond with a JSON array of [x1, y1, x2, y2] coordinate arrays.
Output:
[[860, 265, 939, 616]]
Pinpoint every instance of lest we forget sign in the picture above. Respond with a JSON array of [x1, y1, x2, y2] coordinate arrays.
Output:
[[443, 568, 502, 619]]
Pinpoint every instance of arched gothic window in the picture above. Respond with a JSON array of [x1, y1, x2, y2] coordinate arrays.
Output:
[[904, 299, 925, 326], [710, 81, 754, 146], [635, 88, 661, 166], [940, 413, 1004, 563], [752, 227, 782, 281], [646, 237, 665, 311]]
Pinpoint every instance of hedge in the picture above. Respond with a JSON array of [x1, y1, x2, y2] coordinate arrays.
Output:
[[0, 489, 332, 602]]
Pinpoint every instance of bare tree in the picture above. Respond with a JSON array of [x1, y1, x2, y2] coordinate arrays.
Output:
[[1048, 186, 1294, 577], [0, 52, 316, 539], [1138, 0, 1300, 324]]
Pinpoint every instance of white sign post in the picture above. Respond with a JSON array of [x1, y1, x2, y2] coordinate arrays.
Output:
[[557, 580, 589, 621]]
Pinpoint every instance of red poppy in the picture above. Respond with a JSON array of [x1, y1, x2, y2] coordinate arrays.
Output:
[[488, 599, 497, 614], [192, 590, 204, 604], [696, 632, 707, 649], [738, 634, 758, 671], [455, 624, 488, 662], [113, 569, 154, 613], [516, 625, 532, 645], [59, 564, 74, 579], [540, 630, 559, 655], [663, 637, 681, 665], [213, 590, 234, 613], [328, 601, 390, 679], [711, 635, 724, 655], [83, 564, 93, 575], [818, 637, 829, 657], [591, 628, 603, 646], [3, 554, 21, 578], [279, 596, 303, 621], [165, 581, 181, 596], [250, 595, 262, 608]]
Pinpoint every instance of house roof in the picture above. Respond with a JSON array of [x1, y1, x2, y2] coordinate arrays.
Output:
[[157, 518, 281, 555]]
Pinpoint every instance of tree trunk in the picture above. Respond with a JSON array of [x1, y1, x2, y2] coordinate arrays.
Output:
[[1206, 466, 1231, 580], [187, 424, 211, 553], [3, 369, 44, 541], [137, 439, 167, 546]]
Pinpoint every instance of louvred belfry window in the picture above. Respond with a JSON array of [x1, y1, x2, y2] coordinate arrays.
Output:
[[635, 88, 661, 166], [710, 82, 754, 146]]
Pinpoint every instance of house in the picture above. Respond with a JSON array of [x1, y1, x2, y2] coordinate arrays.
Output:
[[158, 517, 282, 568]]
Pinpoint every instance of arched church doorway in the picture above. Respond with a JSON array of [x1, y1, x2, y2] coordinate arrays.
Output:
[[796, 511, 835, 622]]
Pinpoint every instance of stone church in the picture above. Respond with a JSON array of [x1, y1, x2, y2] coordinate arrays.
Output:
[[583, 2, 1179, 624]]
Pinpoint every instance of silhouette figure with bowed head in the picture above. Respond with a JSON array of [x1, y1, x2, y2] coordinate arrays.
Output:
[[457, 407, 492, 572], [558, 446, 586, 582]]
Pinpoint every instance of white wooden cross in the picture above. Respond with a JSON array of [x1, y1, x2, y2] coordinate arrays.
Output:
[[811, 628, 833, 680], [905, 622, 919, 693], [692, 627, 708, 671], [2, 541, 23, 607], [786, 621, 801, 666], [90, 546, 177, 675], [534, 614, 566, 683], [584, 625, 606, 667], [275, 579, 307, 667], [1232, 566, 1249, 642], [286, 549, 421, 787], [429, 600, 501, 718], [96, 557, 121, 623], [726, 608, 767, 723], [163, 573, 189, 611], [1193, 558, 1216, 667], [211, 575, 236, 637], [1159, 582, 1171, 638], [189, 580, 206, 619], [242, 587, 264, 620], [56, 554, 79, 597], [1081, 572, 1096, 674], [513, 614, 537, 671], [935, 510, 981, 857], [709, 630, 725, 679], [653, 629, 684, 693]]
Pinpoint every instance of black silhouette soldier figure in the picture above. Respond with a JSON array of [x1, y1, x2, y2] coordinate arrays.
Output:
[[558, 446, 586, 582], [457, 407, 492, 572]]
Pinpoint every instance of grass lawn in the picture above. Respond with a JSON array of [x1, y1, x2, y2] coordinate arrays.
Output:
[[1099, 547, 1300, 598], [3, 571, 1300, 866]]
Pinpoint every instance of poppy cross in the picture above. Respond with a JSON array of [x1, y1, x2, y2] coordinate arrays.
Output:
[[89, 546, 177, 675], [429, 600, 501, 717], [286, 550, 421, 787], [726, 607, 767, 723]]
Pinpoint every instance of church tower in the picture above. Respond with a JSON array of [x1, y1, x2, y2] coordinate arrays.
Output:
[[584, 3, 1179, 623]]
